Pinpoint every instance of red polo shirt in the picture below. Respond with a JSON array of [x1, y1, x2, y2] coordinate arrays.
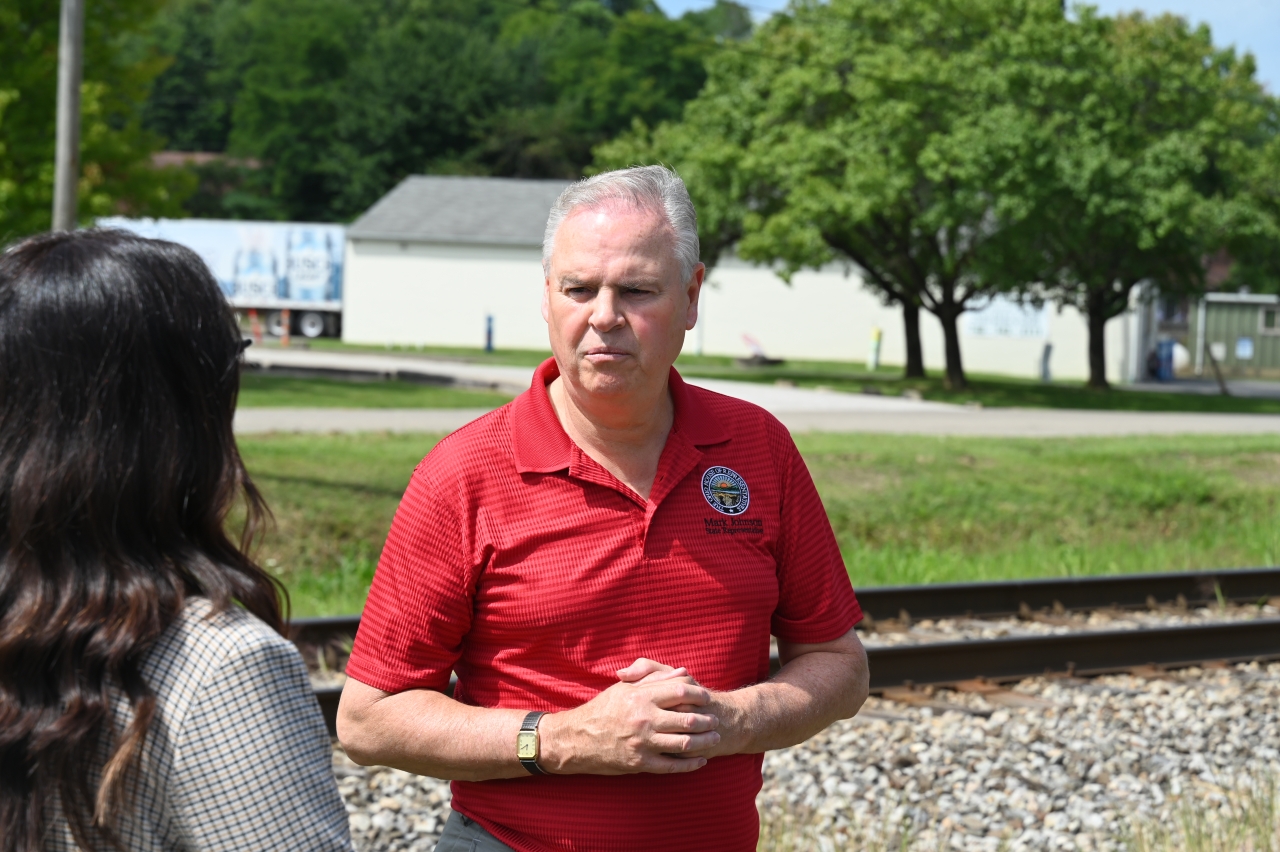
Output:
[[346, 359, 861, 852]]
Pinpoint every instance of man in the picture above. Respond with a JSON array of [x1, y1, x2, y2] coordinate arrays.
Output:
[[338, 166, 869, 851]]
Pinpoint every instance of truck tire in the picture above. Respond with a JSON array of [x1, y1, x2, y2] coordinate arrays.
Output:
[[266, 311, 287, 337], [300, 311, 326, 339]]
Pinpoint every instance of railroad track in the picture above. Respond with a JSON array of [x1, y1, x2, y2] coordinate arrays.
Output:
[[296, 567, 1280, 734]]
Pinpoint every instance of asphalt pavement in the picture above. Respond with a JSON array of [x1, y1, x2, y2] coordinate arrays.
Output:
[[237, 348, 1280, 438]]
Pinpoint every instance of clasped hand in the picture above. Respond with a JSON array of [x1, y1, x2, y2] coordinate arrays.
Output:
[[538, 658, 721, 775]]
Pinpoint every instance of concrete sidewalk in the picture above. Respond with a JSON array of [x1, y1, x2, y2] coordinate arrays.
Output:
[[234, 405, 1280, 437], [773, 408, 1280, 437], [235, 407, 495, 434], [237, 348, 1280, 437], [1128, 378, 1280, 400], [245, 347, 536, 393], [245, 347, 958, 414]]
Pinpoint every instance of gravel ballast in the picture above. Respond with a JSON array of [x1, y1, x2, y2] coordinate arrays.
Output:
[[334, 660, 1280, 851]]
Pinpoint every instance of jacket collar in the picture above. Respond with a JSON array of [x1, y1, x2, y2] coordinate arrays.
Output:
[[511, 358, 729, 473]]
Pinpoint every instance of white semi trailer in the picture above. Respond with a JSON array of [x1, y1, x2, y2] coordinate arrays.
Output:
[[97, 217, 345, 339]]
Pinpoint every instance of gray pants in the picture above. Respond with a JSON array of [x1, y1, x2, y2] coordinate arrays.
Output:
[[434, 812, 515, 852]]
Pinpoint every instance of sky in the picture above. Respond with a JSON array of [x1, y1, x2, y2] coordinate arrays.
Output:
[[655, 0, 1279, 91]]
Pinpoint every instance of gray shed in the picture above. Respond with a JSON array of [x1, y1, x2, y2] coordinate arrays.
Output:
[[341, 176, 572, 350], [347, 175, 571, 247]]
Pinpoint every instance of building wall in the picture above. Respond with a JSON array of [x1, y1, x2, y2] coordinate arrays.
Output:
[[342, 240, 550, 350], [698, 258, 1130, 383], [1189, 298, 1280, 377], [343, 239, 1132, 383]]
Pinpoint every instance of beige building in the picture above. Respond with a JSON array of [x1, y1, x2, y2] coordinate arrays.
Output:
[[342, 175, 1133, 383]]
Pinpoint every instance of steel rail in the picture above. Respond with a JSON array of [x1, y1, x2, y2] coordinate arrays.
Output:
[[850, 567, 1280, 622], [309, 619, 1280, 735], [290, 566, 1280, 642], [297, 568, 1280, 734], [863, 618, 1280, 689]]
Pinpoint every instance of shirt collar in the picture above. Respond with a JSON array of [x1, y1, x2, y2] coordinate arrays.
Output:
[[511, 358, 729, 473]]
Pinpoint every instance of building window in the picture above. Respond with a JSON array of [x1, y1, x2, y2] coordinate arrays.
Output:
[[1157, 297, 1188, 328], [1263, 308, 1279, 335]]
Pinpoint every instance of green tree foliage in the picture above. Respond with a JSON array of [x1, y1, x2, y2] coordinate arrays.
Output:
[[1225, 133, 1280, 295], [138, 0, 746, 222], [599, 1, 1279, 390], [1007, 11, 1277, 388], [599, 0, 1070, 389], [0, 0, 193, 241], [141, 0, 232, 151]]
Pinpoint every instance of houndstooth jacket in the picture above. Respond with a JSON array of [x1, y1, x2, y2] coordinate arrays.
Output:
[[45, 596, 353, 851]]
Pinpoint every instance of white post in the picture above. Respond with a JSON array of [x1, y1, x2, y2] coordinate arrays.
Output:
[[1194, 298, 1206, 377], [52, 0, 85, 232]]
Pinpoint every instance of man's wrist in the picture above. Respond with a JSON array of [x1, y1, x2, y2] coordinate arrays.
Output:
[[704, 689, 752, 756], [532, 711, 566, 774]]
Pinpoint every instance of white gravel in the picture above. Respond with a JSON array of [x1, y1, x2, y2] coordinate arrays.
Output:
[[334, 750, 453, 852], [334, 661, 1280, 851], [759, 661, 1280, 850]]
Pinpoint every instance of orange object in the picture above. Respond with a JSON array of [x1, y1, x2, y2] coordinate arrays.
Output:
[[248, 308, 262, 345], [280, 308, 291, 348]]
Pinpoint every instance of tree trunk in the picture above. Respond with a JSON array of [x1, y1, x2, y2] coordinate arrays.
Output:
[[901, 300, 925, 379], [937, 307, 968, 390], [1086, 292, 1109, 390]]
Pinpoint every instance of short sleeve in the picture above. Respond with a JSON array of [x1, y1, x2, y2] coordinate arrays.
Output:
[[169, 637, 353, 850], [344, 463, 478, 694], [770, 432, 862, 644]]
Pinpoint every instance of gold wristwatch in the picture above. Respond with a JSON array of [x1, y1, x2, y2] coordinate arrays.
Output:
[[516, 711, 548, 775]]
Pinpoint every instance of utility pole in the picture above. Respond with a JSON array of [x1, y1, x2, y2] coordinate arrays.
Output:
[[52, 0, 85, 232]]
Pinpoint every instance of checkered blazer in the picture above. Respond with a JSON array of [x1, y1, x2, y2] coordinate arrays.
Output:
[[44, 596, 353, 851]]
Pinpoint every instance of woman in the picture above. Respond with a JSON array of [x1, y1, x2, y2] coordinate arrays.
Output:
[[0, 230, 353, 851]]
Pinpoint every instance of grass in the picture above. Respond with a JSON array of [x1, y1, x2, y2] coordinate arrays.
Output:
[[235, 432, 1280, 617], [237, 373, 513, 409], [306, 338, 555, 367], [290, 341, 1280, 414], [1128, 772, 1280, 852], [237, 433, 437, 616], [796, 433, 1280, 588], [672, 353, 1280, 413]]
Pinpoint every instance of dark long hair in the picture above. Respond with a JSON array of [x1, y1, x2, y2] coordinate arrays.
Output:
[[0, 229, 285, 851]]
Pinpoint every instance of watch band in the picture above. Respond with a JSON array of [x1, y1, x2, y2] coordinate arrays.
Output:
[[519, 711, 548, 775]]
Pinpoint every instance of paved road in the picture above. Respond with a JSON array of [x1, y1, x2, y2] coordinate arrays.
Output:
[[245, 348, 957, 413], [246, 348, 537, 393], [237, 348, 1280, 437], [234, 406, 1280, 437], [1128, 378, 1280, 400]]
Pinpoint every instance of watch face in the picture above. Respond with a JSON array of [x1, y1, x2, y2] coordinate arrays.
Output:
[[516, 731, 538, 760]]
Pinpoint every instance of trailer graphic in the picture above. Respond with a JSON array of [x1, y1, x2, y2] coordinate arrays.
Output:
[[97, 217, 345, 338]]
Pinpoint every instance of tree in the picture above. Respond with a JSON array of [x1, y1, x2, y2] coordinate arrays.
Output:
[[1223, 133, 1280, 295], [598, 0, 1065, 389], [682, 0, 752, 42], [1009, 11, 1276, 388], [139, 0, 745, 221], [140, 0, 233, 152], [0, 0, 192, 240]]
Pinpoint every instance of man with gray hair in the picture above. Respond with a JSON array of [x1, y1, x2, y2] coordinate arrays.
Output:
[[338, 165, 868, 851]]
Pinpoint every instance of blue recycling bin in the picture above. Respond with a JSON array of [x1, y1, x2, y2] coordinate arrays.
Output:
[[1156, 339, 1175, 382]]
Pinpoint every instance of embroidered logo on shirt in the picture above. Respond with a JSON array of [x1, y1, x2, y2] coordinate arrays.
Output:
[[701, 466, 750, 515]]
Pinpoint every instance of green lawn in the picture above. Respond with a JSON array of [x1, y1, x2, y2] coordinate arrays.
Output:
[[288, 342, 1280, 414], [238, 373, 513, 409], [307, 339, 555, 367], [674, 354, 1280, 413], [237, 432, 1280, 617]]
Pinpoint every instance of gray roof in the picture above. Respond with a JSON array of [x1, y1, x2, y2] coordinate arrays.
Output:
[[347, 175, 572, 246]]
